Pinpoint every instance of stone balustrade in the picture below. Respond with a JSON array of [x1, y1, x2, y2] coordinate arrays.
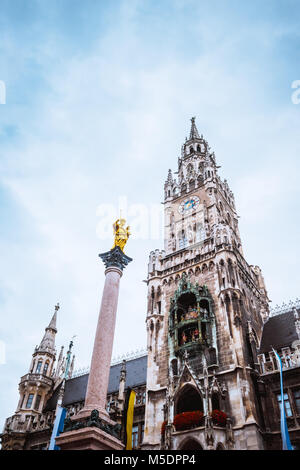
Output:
[[258, 348, 300, 375]]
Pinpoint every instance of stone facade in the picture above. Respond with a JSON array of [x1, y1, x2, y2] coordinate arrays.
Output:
[[142, 118, 270, 450]]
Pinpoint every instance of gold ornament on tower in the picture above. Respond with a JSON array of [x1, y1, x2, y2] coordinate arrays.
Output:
[[112, 218, 130, 252]]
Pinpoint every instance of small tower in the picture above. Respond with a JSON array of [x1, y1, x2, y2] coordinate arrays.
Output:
[[1, 304, 61, 449], [16, 306, 59, 433]]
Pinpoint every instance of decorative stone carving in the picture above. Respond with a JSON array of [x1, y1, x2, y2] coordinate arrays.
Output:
[[63, 409, 121, 440], [99, 246, 132, 271]]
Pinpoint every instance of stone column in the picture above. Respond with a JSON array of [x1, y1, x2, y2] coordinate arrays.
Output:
[[55, 245, 132, 450], [83, 266, 122, 419]]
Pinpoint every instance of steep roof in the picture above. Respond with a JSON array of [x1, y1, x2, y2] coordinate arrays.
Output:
[[44, 354, 147, 412], [259, 311, 298, 353]]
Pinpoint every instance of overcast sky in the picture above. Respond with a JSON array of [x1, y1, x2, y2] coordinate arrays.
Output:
[[0, 0, 299, 428]]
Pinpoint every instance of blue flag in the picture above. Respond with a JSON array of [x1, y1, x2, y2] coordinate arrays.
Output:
[[48, 406, 66, 450], [272, 348, 293, 450]]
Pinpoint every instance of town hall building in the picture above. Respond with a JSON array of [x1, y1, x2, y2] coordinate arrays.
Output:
[[1, 119, 300, 450]]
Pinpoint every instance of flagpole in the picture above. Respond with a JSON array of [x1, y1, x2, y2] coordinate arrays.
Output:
[[48, 340, 74, 450], [272, 347, 293, 450]]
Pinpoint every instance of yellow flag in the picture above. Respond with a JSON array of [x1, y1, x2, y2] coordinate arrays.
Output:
[[126, 390, 136, 450]]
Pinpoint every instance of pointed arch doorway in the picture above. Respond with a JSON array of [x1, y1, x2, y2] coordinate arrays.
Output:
[[179, 438, 203, 450], [175, 384, 203, 414]]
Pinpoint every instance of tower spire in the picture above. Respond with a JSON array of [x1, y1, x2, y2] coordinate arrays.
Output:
[[189, 116, 200, 140], [37, 303, 59, 355], [47, 303, 59, 332]]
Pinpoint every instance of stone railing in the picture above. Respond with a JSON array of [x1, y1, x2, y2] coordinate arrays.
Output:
[[258, 349, 300, 375], [269, 299, 300, 317], [71, 348, 148, 378], [4, 412, 55, 434], [20, 373, 53, 387]]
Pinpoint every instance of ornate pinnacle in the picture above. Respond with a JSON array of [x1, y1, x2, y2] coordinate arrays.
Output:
[[189, 116, 200, 140]]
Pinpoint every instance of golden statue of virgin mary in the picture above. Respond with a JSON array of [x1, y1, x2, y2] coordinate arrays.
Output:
[[112, 218, 130, 252]]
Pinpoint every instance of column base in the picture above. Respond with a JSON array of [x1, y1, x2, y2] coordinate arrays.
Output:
[[75, 406, 115, 425], [55, 408, 123, 450], [55, 426, 124, 450]]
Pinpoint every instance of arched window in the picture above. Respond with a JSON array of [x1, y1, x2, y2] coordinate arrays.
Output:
[[189, 146, 194, 154], [26, 393, 34, 409], [179, 230, 187, 249], [180, 439, 203, 450], [34, 394, 41, 411], [36, 360, 43, 374], [216, 443, 225, 450], [43, 361, 49, 376], [197, 145, 201, 152]]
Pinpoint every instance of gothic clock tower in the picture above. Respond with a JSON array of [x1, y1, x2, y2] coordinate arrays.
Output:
[[142, 118, 270, 450]]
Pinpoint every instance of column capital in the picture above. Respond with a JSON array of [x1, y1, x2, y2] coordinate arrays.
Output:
[[99, 246, 133, 272]]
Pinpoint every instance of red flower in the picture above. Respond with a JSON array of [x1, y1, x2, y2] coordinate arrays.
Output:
[[173, 411, 204, 431], [211, 410, 227, 426]]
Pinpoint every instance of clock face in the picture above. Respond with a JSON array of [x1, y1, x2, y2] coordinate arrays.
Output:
[[178, 196, 200, 214]]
